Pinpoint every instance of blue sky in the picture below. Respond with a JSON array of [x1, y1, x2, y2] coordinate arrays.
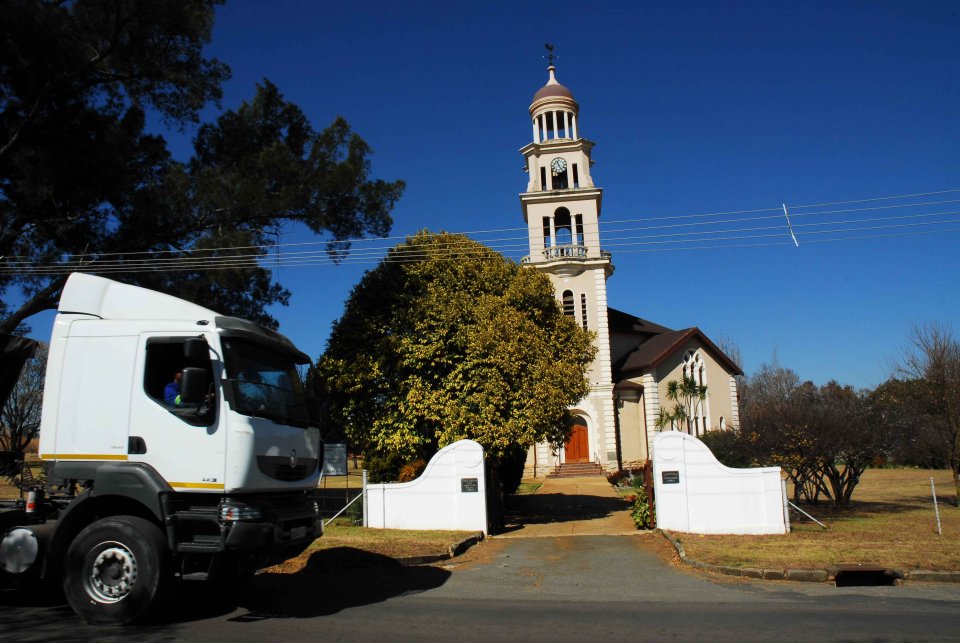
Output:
[[25, 1, 960, 389]]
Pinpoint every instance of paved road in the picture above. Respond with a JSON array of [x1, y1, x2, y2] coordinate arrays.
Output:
[[3, 534, 960, 641]]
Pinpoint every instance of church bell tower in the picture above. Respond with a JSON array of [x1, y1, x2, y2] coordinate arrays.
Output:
[[520, 56, 617, 470]]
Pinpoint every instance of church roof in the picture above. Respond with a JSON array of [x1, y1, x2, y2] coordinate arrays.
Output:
[[608, 308, 674, 335], [609, 314, 744, 379]]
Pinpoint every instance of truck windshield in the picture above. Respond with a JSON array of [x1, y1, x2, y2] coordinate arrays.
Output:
[[221, 338, 310, 429]]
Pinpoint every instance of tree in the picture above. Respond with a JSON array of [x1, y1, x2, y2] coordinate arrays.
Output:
[[1, 343, 46, 454], [738, 362, 895, 506], [316, 231, 596, 482], [654, 376, 707, 434], [896, 322, 960, 505], [1, 1, 404, 332]]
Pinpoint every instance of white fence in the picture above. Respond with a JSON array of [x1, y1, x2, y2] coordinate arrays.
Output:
[[653, 431, 788, 535], [364, 439, 488, 534]]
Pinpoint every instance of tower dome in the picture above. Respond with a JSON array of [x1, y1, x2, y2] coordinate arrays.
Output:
[[532, 65, 575, 103], [529, 64, 580, 143]]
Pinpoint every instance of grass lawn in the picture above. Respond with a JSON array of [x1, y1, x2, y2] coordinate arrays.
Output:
[[672, 468, 960, 571], [264, 522, 480, 573], [515, 482, 542, 495]]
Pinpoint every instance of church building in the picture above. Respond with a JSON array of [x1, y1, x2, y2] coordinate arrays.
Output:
[[519, 63, 742, 476]]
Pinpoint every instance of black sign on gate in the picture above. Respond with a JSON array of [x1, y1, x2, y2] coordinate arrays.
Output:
[[461, 477, 479, 493], [661, 470, 680, 484]]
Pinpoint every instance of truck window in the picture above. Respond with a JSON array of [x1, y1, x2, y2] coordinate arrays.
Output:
[[221, 338, 309, 429], [143, 338, 215, 423]]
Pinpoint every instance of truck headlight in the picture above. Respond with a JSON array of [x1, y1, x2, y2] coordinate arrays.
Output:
[[219, 501, 264, 522]]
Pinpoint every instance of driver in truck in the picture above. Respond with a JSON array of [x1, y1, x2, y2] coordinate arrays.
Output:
[[164, 371, 183, 406]]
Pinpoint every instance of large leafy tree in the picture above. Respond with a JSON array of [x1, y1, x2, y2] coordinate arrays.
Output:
[[736, 363, 895, 506], [1, 1, 403, 332], [316, 231, 595, 480]]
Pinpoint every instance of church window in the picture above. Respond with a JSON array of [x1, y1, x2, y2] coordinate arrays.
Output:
[[580, 293, 588, 329], [575, 214, 584, 245], [572, 163, 580, 188], [682, 350, 709, 435], [540, 167, 547, 192], [719, 416, 726, 431], [554, 208, 573, 247], [562, 290, 575, 318]]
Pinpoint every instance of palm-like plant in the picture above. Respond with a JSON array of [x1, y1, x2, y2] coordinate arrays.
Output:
[[655, 376, 707, 433]]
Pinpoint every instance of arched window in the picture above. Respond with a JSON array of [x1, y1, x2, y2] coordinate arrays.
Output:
[[681, 350, 709, 435], [554, 208, 572, 246], [562, 290, 575, 318]]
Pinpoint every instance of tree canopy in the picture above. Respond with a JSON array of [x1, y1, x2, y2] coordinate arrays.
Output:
[[1, 0, 404, 332], [893, 322, 960, 504], [316, 231, 596, 479], [734, 362, 895, 506]]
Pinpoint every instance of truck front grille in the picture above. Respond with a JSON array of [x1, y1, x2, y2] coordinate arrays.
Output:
[[256, 456, 317, 482]]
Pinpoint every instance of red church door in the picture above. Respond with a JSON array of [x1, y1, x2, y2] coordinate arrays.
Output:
[[564, 419, 589, 463]]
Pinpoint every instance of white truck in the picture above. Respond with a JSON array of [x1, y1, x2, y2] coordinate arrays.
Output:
[[0, 273, 323, 624]]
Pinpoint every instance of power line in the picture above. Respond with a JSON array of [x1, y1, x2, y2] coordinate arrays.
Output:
[[4, 188, 960, 275]]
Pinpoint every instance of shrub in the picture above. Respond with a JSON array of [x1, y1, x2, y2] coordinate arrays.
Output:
[[699, 429, 752, 468], [606, 470, 628, 486], [365, 451, 406, 483], [631, 486, 653, 529], [493, 444, 528, 495], [398, 459, 427, 482]]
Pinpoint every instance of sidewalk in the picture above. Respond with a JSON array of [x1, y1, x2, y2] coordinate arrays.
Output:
[[498, 475, 639, 538]]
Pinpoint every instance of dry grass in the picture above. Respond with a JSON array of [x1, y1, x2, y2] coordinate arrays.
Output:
[[0, 456, 41, 500], [264, 523, 479, 574], [674, 468, 960, 571], [317, 458, 367, 489]]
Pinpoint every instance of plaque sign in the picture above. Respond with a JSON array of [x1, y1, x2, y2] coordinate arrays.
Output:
[[460, 477, 479, 493], [661, 470, 680, 485], [323, 442, 348, 476]]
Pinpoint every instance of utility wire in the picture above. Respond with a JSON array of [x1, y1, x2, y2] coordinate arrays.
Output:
[[4, 188, 960, 275]]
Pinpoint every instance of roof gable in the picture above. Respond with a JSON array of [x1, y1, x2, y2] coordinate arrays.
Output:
[[615, 327, 743, 377]]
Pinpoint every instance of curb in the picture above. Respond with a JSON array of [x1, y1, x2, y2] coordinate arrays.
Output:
[[658, 531, 960, 584], [394, 532, 485, 566]]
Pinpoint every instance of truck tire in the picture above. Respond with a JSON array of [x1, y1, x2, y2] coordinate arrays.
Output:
[[62, 515, 170, 625]]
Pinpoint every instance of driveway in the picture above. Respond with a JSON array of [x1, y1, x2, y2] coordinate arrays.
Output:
[[500, 475, 636, 537]]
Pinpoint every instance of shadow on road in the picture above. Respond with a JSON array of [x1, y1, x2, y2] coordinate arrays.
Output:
[[0, 547, 451, 637], [225, 547, 451, 621]]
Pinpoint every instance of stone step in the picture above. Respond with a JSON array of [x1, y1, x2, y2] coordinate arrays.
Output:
[[547, 462, 604, 478]]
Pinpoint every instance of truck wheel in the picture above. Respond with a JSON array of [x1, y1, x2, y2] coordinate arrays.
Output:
[[62, 515, 170, 625]]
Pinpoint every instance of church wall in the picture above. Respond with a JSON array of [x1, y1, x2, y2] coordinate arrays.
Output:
[[616, 390, 648, 466], [655, 338, 739, 435]]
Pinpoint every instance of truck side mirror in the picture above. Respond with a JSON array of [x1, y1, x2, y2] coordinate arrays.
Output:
[[183, 337, 208, 365], [180, 367, 208, 404]]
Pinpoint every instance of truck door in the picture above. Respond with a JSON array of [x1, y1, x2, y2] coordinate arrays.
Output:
[[128, 333, 227, 492]]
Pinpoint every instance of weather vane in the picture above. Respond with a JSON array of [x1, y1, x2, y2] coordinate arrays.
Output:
[[544, 43, 556, 66]]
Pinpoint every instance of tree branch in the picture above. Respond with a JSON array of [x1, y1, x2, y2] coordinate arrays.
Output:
[[0, 275, 68, 334]]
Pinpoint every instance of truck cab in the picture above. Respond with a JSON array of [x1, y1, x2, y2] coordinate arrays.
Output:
[[1, 273, 323, 624]]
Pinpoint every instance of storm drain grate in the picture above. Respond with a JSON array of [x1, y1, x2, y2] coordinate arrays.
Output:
[[834, 569, 900, 587]]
